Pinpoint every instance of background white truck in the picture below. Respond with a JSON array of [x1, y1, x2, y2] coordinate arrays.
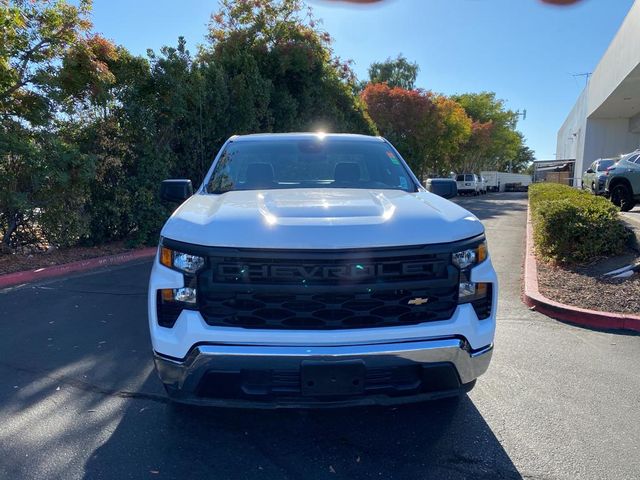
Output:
[[481, 171, 532, 192]]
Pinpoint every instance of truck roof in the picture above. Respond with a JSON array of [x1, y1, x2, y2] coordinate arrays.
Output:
[[229, 133, 385, 143]]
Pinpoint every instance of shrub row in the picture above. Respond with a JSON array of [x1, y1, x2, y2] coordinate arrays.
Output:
[[529, 183, 628, 263]]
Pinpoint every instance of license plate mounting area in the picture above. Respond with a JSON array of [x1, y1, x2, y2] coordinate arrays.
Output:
[[300, 360, 366, 396]]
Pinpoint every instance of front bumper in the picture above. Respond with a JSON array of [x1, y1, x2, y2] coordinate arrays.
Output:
[[154, 338, 493, 408]]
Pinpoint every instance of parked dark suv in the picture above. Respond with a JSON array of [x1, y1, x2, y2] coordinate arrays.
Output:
[[605, 150, 640, 211], [582, 157, 616, 195]]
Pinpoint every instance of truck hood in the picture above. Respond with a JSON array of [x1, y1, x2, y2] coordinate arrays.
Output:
[[161, 189, 484, 249]]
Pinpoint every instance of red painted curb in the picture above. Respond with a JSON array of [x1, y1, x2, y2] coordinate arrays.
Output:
[[523, 207, 640, 333], [0, 247, 157, 289]]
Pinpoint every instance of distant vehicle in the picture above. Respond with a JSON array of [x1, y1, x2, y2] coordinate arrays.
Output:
[[504, 183, 529, 192], [455, 173, 481, 195], [582, 158, 617, 195], [479, 176, 488, 194], [425, 178, 457, 198], [481, 171, 532, 192], [481, 171, 500, 192], [604, 150, 640, 211]]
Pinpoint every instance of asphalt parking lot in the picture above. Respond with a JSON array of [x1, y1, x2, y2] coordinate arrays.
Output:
[[620, 204, 640, 236], [1, 192, 639, 480]]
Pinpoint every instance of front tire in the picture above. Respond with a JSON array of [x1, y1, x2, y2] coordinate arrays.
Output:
[[610, 184, 634, 212]]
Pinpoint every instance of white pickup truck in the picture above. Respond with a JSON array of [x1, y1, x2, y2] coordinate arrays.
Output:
[[149, 133, 497, 407]]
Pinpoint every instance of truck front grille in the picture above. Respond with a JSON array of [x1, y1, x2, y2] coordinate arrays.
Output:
[[196, 246, 460, 330], [198, 286, 458, 329]]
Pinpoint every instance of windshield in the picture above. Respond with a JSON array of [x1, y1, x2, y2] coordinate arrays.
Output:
[[620, 153, 640, 164], [456, 174, 475, 182], [597, 159, 615, 171], [206, 138, 417, 193]]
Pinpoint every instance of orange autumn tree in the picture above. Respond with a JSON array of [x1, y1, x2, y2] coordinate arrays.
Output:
[[361, 82, 471, 179], [361, 83, 435, 179], [453, 120, 494, 172], [426, 95, 472, 175]]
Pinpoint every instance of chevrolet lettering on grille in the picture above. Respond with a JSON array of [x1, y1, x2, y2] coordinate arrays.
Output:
[[217, 261, 436, 281]]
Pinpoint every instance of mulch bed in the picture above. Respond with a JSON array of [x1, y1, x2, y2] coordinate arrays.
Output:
[[537, 249, 640, 316], [0, 241, 142, 276]]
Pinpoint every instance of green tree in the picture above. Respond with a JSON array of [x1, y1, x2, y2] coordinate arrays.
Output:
[[367, 54, 419, 90], [207, 0, 375, 135], [511, 141, 536, 173], [450, 92, 525, 172], [57, 34, 119, 118], [0, 0, 93, 124], [0, 0, 100, 249], [76, 0, 377, 246]]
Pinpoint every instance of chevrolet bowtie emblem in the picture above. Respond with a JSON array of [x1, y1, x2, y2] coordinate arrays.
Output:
[[408, 297, 429, 306]]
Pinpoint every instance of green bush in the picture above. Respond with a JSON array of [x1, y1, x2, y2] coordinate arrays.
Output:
[[529, 183, 628, 263]]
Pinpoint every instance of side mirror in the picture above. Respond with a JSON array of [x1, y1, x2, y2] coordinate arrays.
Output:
[[586, 168, 594, 174], [160, 179, 193, 203]]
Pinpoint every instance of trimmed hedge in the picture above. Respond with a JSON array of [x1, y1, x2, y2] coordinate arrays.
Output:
[[529, 183, 628, 263]]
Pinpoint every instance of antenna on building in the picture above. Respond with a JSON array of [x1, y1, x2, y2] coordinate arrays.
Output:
[[515, 109, 527, 121], [572, 72, 592, 86]]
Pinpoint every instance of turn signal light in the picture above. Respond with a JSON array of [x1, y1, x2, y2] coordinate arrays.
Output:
[[160, 247, 173, 269], [477, 243, 487, 263]]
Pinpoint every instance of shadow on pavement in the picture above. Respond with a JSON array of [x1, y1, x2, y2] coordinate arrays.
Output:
[[452, 193, 528, 222], [0, 261, 159, 402], [0, 244, 522, 479], [0, 262, 163, 479], [82, 384, 522, 480]]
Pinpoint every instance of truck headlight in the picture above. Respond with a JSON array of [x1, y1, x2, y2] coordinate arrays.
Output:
[[157, 245, 203, 327], [160, 247, 205, 274], [454, 241, 491, 309], [452, 242, 487, 270]]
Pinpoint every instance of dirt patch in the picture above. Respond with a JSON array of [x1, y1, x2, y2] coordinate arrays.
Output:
[[537, 250, 640, 316], [0, 242, 143, 275]]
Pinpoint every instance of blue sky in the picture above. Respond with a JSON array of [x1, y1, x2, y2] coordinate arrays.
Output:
[[91, 0, 635, 160]]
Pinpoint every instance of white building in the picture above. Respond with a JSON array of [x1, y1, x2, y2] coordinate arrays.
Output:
[[556, 1, 640, 187]]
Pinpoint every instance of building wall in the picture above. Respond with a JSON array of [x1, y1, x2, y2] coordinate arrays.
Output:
[[584, 119, 640, 165], [586, 2, 640, 117], [556, 1, 640, 186], [630, 111, 640, 133], [556, 89, 587, 175]]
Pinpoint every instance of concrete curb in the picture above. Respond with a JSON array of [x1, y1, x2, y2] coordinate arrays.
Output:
[[0, 247, 157, 289], [523, 207, 640, 333]]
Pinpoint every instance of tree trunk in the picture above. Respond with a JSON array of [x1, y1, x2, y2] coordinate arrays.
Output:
[[1, 212, 19, 250]]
